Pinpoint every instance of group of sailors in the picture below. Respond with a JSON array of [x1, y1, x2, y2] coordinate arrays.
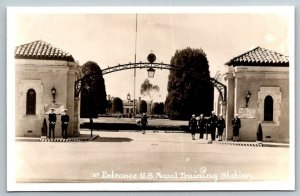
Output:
[[48, 108, 70, 139], [189, 111, 241, 142]]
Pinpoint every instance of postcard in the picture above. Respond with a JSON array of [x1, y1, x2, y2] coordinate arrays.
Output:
[[7, 6, 295, 191]]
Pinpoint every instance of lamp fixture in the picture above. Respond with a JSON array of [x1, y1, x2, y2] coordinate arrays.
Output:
[[245, 90, 251, 107], [51, 86, 57, 103], [147, 67, 155, 78], [147, 52, 156, 78]]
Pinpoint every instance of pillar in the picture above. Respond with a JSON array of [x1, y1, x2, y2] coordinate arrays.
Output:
[[225, 72, 234, 141], [73, 97, 80, 136]]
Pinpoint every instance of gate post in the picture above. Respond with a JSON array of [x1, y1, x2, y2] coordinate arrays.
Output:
[[221, 100, 227, 140], [225, 72, 234, 141]]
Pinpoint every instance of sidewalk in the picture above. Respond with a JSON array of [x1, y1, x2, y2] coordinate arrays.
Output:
[[14, 130, 289, 148]]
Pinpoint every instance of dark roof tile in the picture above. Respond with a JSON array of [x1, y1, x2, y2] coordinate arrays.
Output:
[[226, 47, 289, 67], [15, 40, 75, 62]]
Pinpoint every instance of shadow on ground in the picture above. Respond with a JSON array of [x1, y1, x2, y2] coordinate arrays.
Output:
[[93, 137, 133, 142]]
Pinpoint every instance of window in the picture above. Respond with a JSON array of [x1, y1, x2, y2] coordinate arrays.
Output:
[[258, 87, 281, 126], [264, 95, 273, 121], [26, 89, 36, 115]]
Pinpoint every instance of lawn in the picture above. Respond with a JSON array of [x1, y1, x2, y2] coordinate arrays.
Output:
[[80, 117, 189, 131]]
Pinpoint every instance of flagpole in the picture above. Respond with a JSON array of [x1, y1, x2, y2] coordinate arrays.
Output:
[[133, 13, 138, 118]]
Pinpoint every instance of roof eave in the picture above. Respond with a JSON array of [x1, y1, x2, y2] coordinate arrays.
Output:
[[225, 61, 289, 67], [15, 55, 75, 62]]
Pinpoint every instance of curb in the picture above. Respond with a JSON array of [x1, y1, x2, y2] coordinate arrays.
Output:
[[210, 141, 263, 147], [16, 135, 100, 143], [40, 135, 99, 142], [40, 138, 90, 142]]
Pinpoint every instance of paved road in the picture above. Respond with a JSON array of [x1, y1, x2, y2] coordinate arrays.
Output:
[[15, 131, 289, 183]]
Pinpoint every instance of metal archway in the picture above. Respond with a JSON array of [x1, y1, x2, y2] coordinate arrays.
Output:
[[102, 62, 174, 75], [100, 62, 227, 102], [75, 58, 227, 102]]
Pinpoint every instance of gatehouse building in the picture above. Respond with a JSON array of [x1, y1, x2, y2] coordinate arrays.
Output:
[[214, 47, 289, 142], [15, 40, 80, 137]]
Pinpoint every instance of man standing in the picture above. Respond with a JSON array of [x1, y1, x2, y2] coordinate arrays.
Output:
[[189, 114, 197, 140], [217, 114, 226, 141], [141, 113, 148, 134], [207, 111, 218, 142], [48, 108, 56, 139], [232, 114, 241, 142], [61, 109, 69, 139], [197, 114, 206, 139]]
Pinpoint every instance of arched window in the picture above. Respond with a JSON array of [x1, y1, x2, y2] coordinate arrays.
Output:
[[264, 95, 273, 121], [26, 89, 36, 115]]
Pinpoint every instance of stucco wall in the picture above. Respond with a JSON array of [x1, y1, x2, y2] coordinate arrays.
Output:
[[15, 59, 78, 137], [226, 66, 289, 142]]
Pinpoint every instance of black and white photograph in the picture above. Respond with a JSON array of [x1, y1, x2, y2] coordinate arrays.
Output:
[[6, 6, 295, 191]]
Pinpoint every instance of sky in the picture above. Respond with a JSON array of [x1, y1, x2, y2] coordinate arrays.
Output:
[[12, 8, 291, 103]]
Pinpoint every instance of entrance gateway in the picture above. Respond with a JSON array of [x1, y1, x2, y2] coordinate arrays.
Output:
[[76, 47, 290, 143], [75, 52, 227, 107], [15, 41, 289, 142], [75, 52, 227, 135]]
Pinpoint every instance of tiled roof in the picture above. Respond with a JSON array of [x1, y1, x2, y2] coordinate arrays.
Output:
[[226, 47, 289, 67], [15, 40, 75, 62]]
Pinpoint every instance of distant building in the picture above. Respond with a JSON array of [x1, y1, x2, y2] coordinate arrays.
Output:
[[15, 40, 80, 137], [122, 93, 136, 115], [215, 47, 289, 142], [121, 94, 151, 115]]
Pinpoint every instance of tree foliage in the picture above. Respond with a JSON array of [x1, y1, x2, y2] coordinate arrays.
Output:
[[112, 97, 123, 113], [140, 79, 160, 102], [152, 102, 165, 114], [80, 61, 107, 118], [139, 100, 147, 113], [165, 47, 214, 119]]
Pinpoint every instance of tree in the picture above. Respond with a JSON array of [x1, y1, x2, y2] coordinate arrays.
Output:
[[152, 102, 165, 114], [140, 79, 160, 114], [112, 97, 123, 113], [139, 100, 147, 113], [165, 47, 214, 119], [80, 61, 107, 118]]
